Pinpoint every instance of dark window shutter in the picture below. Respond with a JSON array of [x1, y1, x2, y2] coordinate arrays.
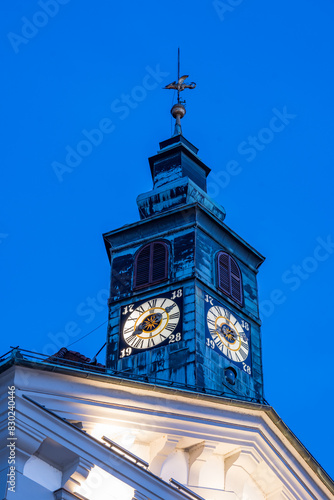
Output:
[[152, 243, 167, 282], [218, 253, 230, 294], [134, 241, 168, 289], [135, 245, 151, 287], [230, 258, 242, 304], [218, 252, 243, 305]]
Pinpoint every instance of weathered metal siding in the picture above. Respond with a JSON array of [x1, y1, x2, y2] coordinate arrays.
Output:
[[106, 216, 197, 388], [105, 202, 264, 400], [150, 137, 209, 192], [193, 218, 263, 398], [137, 177, 226, 221], [108, 227, 196, 301], [181, 153, 207, 191], [108, 283, 197, 387], [152, 152, 183, 189], [194, 284, 263, 399], [195, 229, 260, 320], [109, 253, 133, 297], [195, 210, 261, 321]]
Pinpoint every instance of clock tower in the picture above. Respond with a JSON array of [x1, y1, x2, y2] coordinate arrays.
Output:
[[2, 60, 333, 500], [104, 76, 265, 403]]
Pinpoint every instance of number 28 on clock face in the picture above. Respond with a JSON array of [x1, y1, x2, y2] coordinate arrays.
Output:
[[119, 289, 183, 359], [204, 294, 252, 376]]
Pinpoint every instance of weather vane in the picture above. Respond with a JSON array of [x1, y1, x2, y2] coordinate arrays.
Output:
[[163, 48, 196, 136]]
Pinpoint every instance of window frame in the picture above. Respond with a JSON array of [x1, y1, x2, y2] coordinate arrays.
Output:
[[217, 251, 243, 306], [133, 241, 169, 290]]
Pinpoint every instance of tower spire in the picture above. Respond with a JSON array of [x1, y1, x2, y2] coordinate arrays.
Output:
[[164, 48, 196, 136], [177, 47, 181, 104]]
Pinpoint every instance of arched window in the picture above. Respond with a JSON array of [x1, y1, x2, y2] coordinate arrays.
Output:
[[134, 241, 168, 289], [217, 252, 243, 305]]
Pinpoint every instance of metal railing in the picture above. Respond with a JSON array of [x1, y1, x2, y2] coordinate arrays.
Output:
[[0, 346, 270, 405], [0, 346, 106, 373]]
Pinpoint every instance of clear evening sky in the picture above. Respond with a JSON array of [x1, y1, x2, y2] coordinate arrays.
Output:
[[1, 0, 334, 479]]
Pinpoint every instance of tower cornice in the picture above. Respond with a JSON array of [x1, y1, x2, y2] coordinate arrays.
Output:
[[103, 201, 265, 271]]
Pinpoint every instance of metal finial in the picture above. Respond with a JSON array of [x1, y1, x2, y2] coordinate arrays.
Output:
[[163, 48, 196, 136]]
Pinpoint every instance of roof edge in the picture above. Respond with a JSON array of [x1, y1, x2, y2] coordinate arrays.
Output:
[[1, 357, 333, 494]]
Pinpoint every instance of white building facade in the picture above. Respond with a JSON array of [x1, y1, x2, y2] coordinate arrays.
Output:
[[0, 355, 333, 499]]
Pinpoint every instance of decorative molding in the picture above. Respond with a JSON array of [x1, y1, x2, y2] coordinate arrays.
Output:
[[188, 440, 217, 487], [62, 457, 93, 493], [54, 487, 88, 500], [150, 435, 180, 475], [132, 491, 150, 500]]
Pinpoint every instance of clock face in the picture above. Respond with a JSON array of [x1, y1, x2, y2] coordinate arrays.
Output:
[[204, 294, 252, 375], [119, 288, 183, 359]]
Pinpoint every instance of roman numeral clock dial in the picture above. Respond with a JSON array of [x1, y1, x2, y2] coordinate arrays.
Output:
[[119, 289, 183, 359], [204, 294, 252, 376]]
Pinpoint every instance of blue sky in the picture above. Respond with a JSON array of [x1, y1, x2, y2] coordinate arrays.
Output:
[[2, 0, 334, 480]]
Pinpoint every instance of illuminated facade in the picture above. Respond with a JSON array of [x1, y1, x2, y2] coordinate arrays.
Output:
[[0, 355, 333, 499]]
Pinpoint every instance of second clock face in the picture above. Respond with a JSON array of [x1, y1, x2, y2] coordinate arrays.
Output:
[[119, 288, 183, 359], [204, 294, 252, 375]]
